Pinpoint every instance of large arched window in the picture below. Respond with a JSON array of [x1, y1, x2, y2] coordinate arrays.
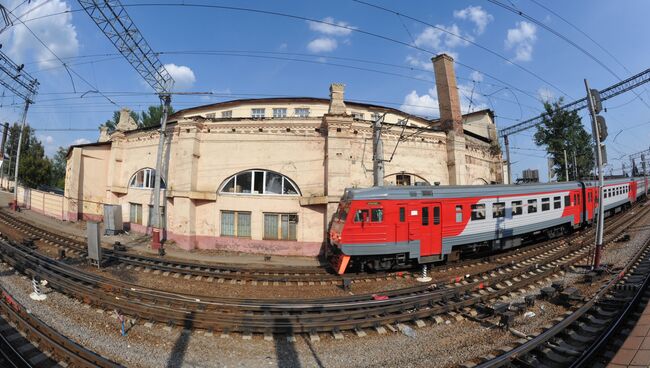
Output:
[[129, 168, 166, 189], [384, 172, 430, 186], [219, 169, 300, 196]]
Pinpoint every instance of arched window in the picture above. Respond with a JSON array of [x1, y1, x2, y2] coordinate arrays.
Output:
[[384, 172, 430, 186], [219, 169, 300, 196], [129, 168, 166, 189]]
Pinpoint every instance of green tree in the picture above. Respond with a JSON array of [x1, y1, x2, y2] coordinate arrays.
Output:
[[140, 105, 175, 128], [3, 123, 52, 188], [50, 146, 68, 189], [534, 98, 595, 181]]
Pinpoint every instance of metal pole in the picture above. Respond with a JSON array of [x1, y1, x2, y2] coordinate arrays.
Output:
[[504, 135, 511, 184], [642, 154, 647, 195], [13, 102, 30, 209], [0, 122, 8, 188], [585, 79, 605, 269], [152, 94, 171, 236], [372, 114, 384, 186], [573, 151, 578, 180], [563, 149, 569, 181]]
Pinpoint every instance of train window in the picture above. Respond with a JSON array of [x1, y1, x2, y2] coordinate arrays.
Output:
[[371, 209, 383, 222], [339, 208, 348, 221], [553, 196, 561, 209], [512, 201, 523, 216], [455, 205, 463, 223], [564, 195, 570, 207], [399, 207, 405, 222], [542, 198, 550, 211], [527, 199, 537, 213], [471, 204, 486, 220], [493, 202, 505, 218], [354, 209, 369, 222], [433, 207, 440, 225], [422, 207, 429, 226]]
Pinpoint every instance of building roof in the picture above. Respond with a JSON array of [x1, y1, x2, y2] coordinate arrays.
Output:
[[65, 141, 111, 158]]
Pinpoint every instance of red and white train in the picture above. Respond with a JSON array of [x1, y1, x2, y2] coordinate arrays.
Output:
[[329, 177, 648, 274]]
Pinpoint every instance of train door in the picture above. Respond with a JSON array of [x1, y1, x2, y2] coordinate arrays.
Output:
[[416, 203, 442, 257]]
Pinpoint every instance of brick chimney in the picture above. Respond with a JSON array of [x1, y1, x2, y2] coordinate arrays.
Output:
[[328, 83, 347, 115], [432, 54, 463, 136]]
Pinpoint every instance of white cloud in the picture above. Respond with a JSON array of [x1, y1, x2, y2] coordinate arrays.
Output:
[[469, 70, 484, 82], [2, 0, 79, 69], [453, 6, 494, 35], [505, 21, 537, 62], [38, 135, 54, 144], [164, 64, 196, 90], [307, 17, 355, 36], [307, 37, 337, 53], [458, 82, 487, 113], [405, 55, 433, 71], [72, 138, 91, 145], [538, 87, 554, 102], [414, 24, 472, 51], [400, 89, 440, 118]]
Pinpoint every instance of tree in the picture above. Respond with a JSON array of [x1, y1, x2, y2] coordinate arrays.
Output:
[[534, 98, 595, 181], [140, 105, 174, 128], [3, 123, 52, 188], [50, 146, 68, 189]]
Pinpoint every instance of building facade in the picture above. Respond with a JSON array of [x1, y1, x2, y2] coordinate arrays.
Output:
[[64, 55, 504, 256]]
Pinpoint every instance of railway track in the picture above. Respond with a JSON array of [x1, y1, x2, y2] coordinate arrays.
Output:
[[0, 206, 632, 286], [0, 203, 646, 336], [0, 285, 121, 367], [464, 220, 650, 368]]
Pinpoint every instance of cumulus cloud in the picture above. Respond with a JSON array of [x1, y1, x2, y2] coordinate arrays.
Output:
[[414, 24, 472, 50], [469, 70, 484, 82], [307, 38, 337, 53], [505, 21, 537, 62], [400, 89, 440, 118], [405, 55, 433, 71], [538, 87, 554, 102], [453, 6, 494, 35], [2, 0, 79, 69], [164, 64, 196, 90], [73, 138, 91, 145], [307, 17, 355, 36], [39, 135, 54, 144]]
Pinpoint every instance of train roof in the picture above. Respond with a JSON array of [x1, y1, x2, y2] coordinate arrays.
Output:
[[344, 178, 643, 201]]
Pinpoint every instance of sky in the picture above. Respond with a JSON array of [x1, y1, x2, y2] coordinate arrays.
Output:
[[0, 0, 649, 182]]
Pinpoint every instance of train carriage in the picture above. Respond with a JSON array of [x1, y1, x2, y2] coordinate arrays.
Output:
[[330, 177, 648, 274]]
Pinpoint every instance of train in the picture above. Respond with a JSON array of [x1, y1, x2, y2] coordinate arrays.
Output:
[[328, 176, 649, 274]]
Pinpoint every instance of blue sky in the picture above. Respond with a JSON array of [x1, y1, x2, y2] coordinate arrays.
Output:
[[1, 0, 649, 181]]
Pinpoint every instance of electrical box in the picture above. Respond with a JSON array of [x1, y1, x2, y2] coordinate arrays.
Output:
[[87, 221, 101, 267], [103, 204, 123, 235]]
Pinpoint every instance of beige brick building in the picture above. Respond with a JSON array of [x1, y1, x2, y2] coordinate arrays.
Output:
[[64, 54, 504, 256]]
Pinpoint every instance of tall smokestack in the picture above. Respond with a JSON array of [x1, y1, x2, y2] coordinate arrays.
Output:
[[432, 54, 463, 135]]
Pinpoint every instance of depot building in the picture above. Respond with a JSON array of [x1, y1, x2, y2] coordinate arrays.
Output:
[[64, 54, 504, 256]]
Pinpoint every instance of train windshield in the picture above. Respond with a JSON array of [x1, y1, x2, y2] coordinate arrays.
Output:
[[336, 202, 350, 221]]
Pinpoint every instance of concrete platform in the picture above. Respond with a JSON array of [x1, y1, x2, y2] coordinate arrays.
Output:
[[0, 191, 323, 269], [608, 307, 650, 367]]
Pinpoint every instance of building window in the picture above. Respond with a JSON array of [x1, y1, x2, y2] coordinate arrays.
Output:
[[129, 168, 165, 189], [295, 108, 310, 118], [206, 113, 215, 119], [397, 119, 408, 126], [396, 174, 411, 186], [371, 112, 382, 121], [129, 203, 142, 225], [273, 108, 287, 118], [542, 198, 550, 211], [352, 112, 364, 120], [251, 108, 265, 118], [512, 201, 523, 216], [219, 170, 300, 196], [221, 110, 232, 118], [553, 196, 561, 209], [264, 213, 298, 240], [471, 204, 486, 220], [528, 199, 537, 213], [455, 205, 463, 223], [493, 202, 505, 218], [221, 211, 251, 237]]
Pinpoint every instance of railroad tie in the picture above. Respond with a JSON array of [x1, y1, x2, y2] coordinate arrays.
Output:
[[309, 331, 320, 342], [374, 326, 387, 334]]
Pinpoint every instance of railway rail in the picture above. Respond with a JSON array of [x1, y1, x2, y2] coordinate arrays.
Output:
[[466, 223, 650, 368], [0, 203, 646, 336], [0, 285, 121, 367]]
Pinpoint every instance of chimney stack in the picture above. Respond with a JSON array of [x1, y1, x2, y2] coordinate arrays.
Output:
[[432, 54, 463, 135], [328, 83, 347, 115]]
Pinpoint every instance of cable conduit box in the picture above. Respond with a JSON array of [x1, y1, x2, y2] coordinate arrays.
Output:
[[103, 204, 123, 235], [87, 221, 101, 267]]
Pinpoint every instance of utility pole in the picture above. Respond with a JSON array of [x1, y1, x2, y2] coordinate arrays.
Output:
[[372, 114, 386, 186], [563, 149, 569, 181], [13, 102, 30, 205], [585, 79, 606, 269], [0, 122, 8, 187], [504, 135, 511, 184], [573, 151, 578, 180]]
